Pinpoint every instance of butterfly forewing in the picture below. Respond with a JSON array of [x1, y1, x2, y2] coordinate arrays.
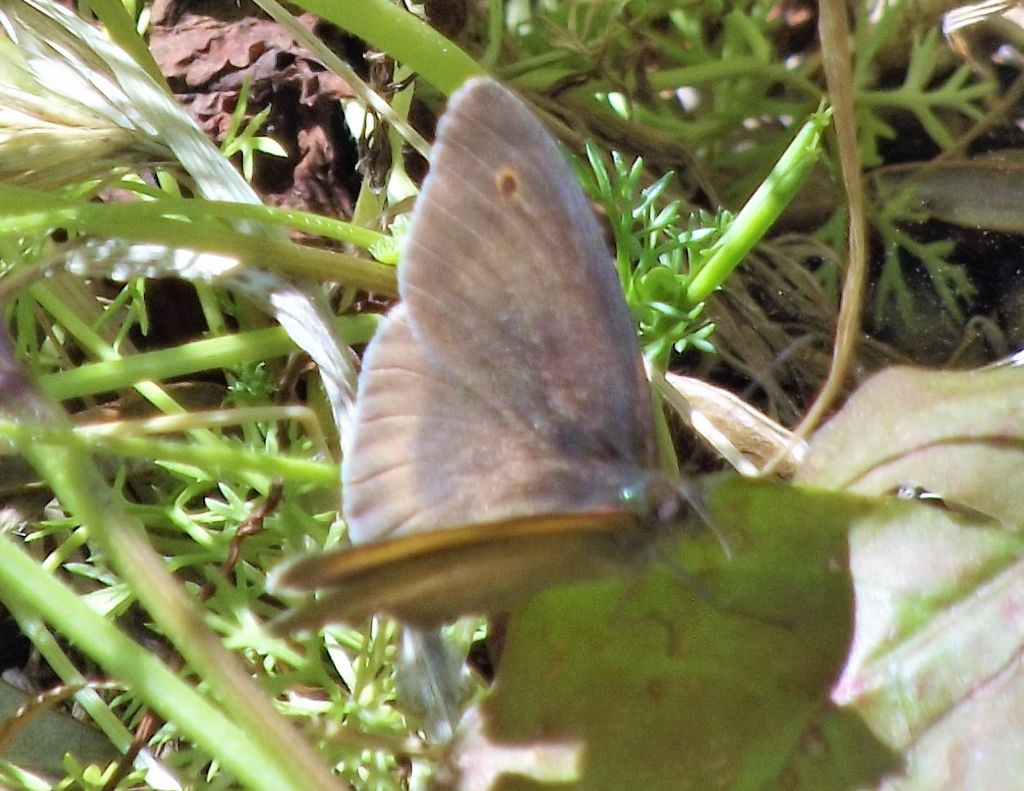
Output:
[[274, 78, 695, 636], [343, 79, 656, 545], [404, 80, 653, 468]]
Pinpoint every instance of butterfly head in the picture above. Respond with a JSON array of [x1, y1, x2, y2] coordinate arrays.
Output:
[[617, 472, 705, 546]]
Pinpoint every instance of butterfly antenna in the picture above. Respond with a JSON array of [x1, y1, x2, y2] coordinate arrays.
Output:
[[679, 478, 734, 561], [704, 504, 734, 561]]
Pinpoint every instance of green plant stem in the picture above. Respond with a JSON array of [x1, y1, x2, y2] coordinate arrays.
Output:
[[0, 196, 396, 293], [652, 59, 822, 99], [289, 0, 483, 94], [98, 184, 389, 250], [30, 283, 193, 419], [30, 282, 273, 493], [514, 58, 822, 99], [2, 600, 135, 754], [86, 0, 165, 84], [0, 421, 338, 485], [40, 314, 379, 401], [4, 415, 345, 790], [0, 535, 340, 791], [687, 108, 831, 306]]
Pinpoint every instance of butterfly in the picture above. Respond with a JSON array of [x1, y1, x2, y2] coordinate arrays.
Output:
[[271, 77, 699, 631]]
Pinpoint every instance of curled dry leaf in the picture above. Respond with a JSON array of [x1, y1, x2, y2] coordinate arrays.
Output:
[[659, 370, 804, 477]]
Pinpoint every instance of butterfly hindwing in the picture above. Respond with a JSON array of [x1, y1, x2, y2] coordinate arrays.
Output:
[[272, 510, 641, 628], [342, 304, 649, 541]]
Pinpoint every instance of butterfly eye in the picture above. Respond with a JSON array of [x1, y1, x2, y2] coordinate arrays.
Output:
[[618, 474, 687, 527]]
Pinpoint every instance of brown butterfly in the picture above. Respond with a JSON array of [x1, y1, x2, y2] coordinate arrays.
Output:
[[271, 78, 699, 631]]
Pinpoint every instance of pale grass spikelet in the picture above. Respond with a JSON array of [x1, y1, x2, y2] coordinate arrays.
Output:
[[0, 0, 360, 493], [0, 1, 170, 188]]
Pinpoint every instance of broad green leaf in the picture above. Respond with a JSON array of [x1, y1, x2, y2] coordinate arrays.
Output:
[[448, 477, 894, 790], [800, 364, 1024, 789], [798, 364, 1024, 526]]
